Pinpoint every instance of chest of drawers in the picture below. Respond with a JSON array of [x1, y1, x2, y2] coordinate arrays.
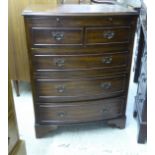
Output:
[[23, 4, 138, 138]]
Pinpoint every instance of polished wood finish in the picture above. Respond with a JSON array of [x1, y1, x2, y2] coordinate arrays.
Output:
[[35, 124, 57, 138], [23, 4, 138, 16], [32, 52, 128, 71], [35, 75, 127, 102], [37, 97, 125, 124], [31, 27, 83, 46], [85, 26, 130, 44], [25, 16, 133, 27], [107, 115, 126, 129], [23, 4, 138, 137]]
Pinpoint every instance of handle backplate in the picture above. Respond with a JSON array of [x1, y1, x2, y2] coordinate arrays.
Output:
[[102, 56, 112, 64], [52, 32, 64, 41], [101, 82, 111, 90], [103, 31, 115, 39], [54, 58, 65, 68], [57, 112, 66, 118], [56, 85, 65, 93]]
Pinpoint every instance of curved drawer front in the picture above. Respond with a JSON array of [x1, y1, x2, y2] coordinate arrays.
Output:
[[35, 75, 127, 102], [31, 42, 129, 55], [32, 52, 128, 71], [37, 97, 125, 124], [85, 27, 130, 44], [31, 27, 83, 47], [34, 69, 127, 80]]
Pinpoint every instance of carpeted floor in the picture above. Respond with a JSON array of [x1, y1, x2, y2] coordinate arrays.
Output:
[[12, 68, 147, 155]]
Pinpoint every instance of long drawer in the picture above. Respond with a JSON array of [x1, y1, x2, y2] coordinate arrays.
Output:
[[37, 97, 125, 124], [32, 52, 129, 71], [34, 69, 127, 80], [35, 74, 127, 102], [31, 43, 129, 55], [26, 16, 133, 27]]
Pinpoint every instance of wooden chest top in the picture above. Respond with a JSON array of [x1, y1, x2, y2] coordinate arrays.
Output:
[[22, 4, 138, 16]]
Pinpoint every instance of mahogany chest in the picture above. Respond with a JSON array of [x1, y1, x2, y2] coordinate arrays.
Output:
[[23, 4, 138, 138]]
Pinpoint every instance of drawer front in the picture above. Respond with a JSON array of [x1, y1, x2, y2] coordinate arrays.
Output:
[[34, 70, 127, 80], [35, 75, 127, 102], [31, 27, 83, 46], [85, 27, 130, 44], [32, 52, 128, 71], [26, 16, 133, 27], [37, 97, 125, 124], [8, 116, 19, 153], [31, 42, 129, 55]]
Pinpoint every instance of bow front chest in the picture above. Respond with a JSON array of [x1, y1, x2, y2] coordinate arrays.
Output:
[[23, 4, 138, 138]]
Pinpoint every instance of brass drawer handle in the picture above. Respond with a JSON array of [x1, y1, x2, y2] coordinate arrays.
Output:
[[103, 31, 115, 39], [54, 58, 65, 68], [101, 82, 111, 89], [56, 85, 65, 93], [52, 32, 64, 41], [57, 112, 66, 118], [102, 56, 112, 64]]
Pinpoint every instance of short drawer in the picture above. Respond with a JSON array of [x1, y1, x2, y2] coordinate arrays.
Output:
[[31, 27, 83, 47], [26, 16, 133, 27], [35, 74, 127, 102], [32, 52, 128, 71], [37, 97, 125, 124], [85, 26, 130, 44], [8, 115, 19, 153]]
